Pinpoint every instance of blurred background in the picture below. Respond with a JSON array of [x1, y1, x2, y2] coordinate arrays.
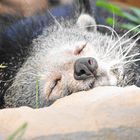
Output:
[[0, 0, 140, 34], [0, 0, 140, 17]]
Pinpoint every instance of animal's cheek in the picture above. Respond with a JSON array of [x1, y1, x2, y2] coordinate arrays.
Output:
[[108, 73, 118, 86], [62, 61, 75, 71], [65, 75, 95, 93], [109, 67, 124, 86], [94, 77, 110, 87], [94, 72, 118, 87]]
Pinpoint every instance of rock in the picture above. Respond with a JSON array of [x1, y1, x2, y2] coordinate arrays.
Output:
[[0, 86, 140, 139]]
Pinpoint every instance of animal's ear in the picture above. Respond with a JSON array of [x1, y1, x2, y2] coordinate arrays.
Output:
[[76, 0, 97, 31], [77, 14, 97, 31]]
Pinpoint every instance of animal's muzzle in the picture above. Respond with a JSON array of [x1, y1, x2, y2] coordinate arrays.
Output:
[[74, 57, 98, 80]]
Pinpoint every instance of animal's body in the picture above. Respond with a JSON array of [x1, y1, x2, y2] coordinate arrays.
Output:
[[0, 0, 140, 108]]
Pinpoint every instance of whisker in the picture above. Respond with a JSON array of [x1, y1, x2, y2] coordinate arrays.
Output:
[[105, 26, 140, 58], [115, 58, 140, 65], [120, 37, 140, 59], [79, 24, 120, 40], [111, 25, 140, 48], [122, 53, 140, 60], [104, 10, 123, 58], [47, 10, 63, 29], [124, 58, 140, 64], [79, 23, 122, 57], [117, 29, 140, 48]]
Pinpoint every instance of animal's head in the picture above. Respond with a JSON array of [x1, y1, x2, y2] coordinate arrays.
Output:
[[5, 8, 139, 108], [36, 13, 139, 106]]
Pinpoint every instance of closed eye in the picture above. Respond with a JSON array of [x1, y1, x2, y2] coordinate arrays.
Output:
[[50, 77, 61, 92], [47, 75, 61, 99], [74, 42, 87, 55]]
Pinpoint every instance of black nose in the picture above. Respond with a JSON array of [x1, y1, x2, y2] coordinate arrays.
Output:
[[74, 57, 98, 80]]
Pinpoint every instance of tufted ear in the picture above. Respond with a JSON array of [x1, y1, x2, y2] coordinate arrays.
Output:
[[77, 13, 97, 31], [76, 0, 97, 31]]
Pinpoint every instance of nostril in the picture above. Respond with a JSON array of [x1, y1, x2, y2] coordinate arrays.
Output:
[[88, 59, 93, 65], [79, 69, 86, 76]]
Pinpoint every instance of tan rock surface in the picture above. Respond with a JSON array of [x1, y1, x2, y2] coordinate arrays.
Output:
[[0, 86, 140, 139]]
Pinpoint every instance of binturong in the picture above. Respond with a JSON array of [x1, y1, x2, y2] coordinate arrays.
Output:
[[4, 0, 140, 108]]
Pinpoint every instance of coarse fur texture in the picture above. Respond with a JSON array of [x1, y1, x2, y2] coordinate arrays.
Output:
[[1, 0, 140, 108], [0, 3, 75, 107]]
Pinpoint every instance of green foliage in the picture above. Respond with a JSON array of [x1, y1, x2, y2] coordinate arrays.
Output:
[[106, 17, 117, 25], [36, 79, 39, 109], [131, 7, 140, 18], [96, 0, 124, 16], [123, 11, 140, 23], [121, 23, 140, 33], [96, 0, 140, 33], [6, 123, 28, 140]]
